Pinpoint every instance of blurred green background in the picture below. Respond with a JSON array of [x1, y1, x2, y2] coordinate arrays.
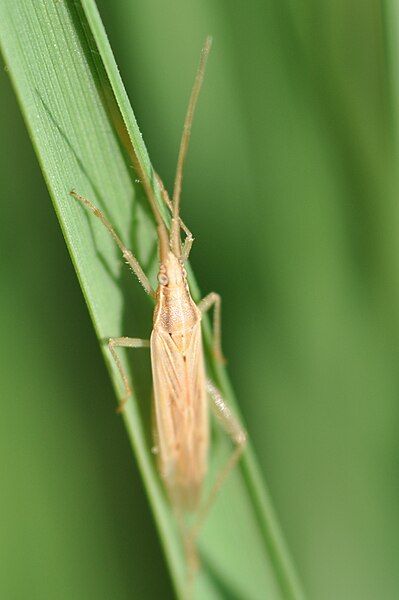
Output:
[[1, 1, 399, 598]]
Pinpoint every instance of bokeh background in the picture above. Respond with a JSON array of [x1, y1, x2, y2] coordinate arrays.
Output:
[[1, 1, 399, 598]]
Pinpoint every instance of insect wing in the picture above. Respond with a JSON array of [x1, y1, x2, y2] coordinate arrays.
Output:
[[150, 322, 208, 510]]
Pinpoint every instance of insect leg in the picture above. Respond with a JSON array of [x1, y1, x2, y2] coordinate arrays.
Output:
[[155, 172, 194, 260], [69, 191, 155, 297], [189, 379, 247, 543], [108, 337, 150, 413], [198, 292, 225, 363], [175, 378, 246, 594]]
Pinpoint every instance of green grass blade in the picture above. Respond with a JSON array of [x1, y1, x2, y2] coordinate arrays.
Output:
[[0, 1, 304, 598]]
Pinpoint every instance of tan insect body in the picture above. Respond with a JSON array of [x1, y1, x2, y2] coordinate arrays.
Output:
[[152, 251, 208, 511]]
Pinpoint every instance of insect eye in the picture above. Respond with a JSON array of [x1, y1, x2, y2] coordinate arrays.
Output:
[[158, 273, 169, 286]]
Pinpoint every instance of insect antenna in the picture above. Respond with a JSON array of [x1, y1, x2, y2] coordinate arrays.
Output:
[[129, 155, 170, 262], [170, 36, 212, 256]]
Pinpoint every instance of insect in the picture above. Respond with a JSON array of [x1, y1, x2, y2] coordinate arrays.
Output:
[[70, 36, 246, 589]]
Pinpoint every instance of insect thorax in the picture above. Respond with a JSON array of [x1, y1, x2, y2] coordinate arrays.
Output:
[[154, 252, 200, 335]]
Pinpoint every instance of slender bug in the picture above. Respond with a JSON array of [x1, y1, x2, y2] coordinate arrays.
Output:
[[70, 36, 246, 591]]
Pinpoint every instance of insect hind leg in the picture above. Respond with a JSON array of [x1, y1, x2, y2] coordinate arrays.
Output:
[[187, 379, 246, 555]]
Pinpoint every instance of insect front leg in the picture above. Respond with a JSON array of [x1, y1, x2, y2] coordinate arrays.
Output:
[[155, 172, 194, 260], [108, 337, 150, 413], [189, 379, 247, 546], [198, 292, 225, 363], [69, 191, 155, 297]]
